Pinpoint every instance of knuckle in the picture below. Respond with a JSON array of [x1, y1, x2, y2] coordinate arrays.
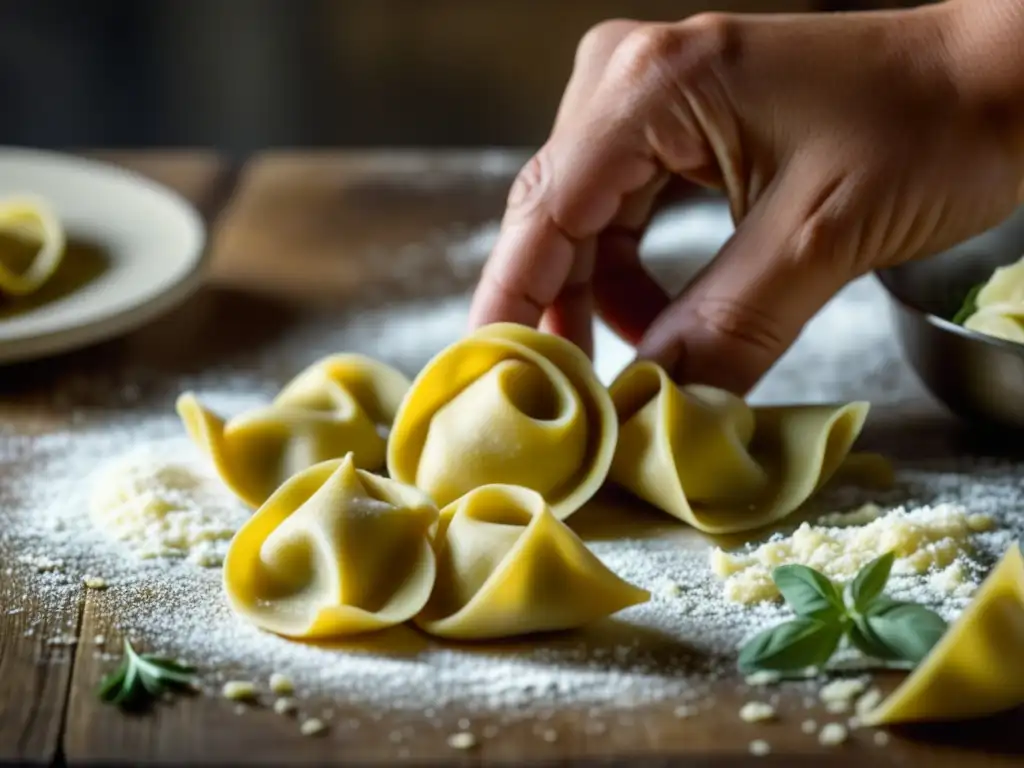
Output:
[[576, 19, 642, 65], [605, 14, 737, 96], [611, 24, 683, 87], [694, 297, 789, 356], [506, 149, 550, 212]]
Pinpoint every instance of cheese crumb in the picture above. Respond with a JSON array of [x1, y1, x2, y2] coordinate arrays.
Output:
[[801, 719, 818, 734], [873, 731, 890, 747], [92, 634, 106, 646], [273, 697, 297, 716], [673, 704, 697, 719], [542, 729, 558, 743], [269, 673, 294, 695], [820, 678, 867, 706], [447, 732, 477, 750], [83, 576, 108, 589], [711, 503, 991, 603], [221, 681, 257, 701], [745, 671, 781, 686], [748, 739, 771, 756], [739, 702, 776, 723], [818, 723, 849, 746], [300, 718, 327, 737], [855, 688, 884, 719]]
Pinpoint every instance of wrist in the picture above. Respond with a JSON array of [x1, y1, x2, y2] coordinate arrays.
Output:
[[938, 0, 1024, 171]]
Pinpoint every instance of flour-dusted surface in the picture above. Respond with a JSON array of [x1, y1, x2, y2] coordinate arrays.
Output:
[[3, 201, 1023, 720]]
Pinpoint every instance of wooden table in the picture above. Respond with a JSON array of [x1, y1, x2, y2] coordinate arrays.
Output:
[[0, 150, 1022, 767]]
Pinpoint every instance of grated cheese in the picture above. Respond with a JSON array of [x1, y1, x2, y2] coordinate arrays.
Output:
[[711, 503, 992, 604], [88, 445, 248, 567], [739, 702, 776, 723], [818, 723, 848, 746], [748, 739, 771, 756]]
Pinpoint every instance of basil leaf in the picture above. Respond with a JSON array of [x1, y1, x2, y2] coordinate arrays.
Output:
[[952, 282, 984, 325], [848, 616, 901, 660], [845, 552, 895, 613], [772, 564, 845, 620], [864, 601, 948, 663], [738, 618, 844, 674]]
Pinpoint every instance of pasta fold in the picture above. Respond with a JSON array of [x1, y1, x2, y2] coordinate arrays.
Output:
[[224, 454, 437, 638], [387, 323, 617, 518], [178, 354, 409, 507], [608, 361, 869, 534], [415, 484, 649, 640]]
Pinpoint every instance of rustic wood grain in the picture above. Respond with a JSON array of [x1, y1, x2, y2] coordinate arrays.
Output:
[[0, 151, 230, 766], [51, 152, 240, 765], [52, 152, 1024, 767]]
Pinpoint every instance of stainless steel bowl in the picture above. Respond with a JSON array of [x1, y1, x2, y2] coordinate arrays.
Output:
[[876, 206, 1024, 429]]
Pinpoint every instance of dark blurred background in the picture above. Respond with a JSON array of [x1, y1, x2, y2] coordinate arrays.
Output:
[[0, 0, 928, 151]]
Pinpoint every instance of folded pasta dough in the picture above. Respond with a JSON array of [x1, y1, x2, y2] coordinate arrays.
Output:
[[608, 361, 869, 534], [387, 323, 618, 519], [862, 542, 1024, 725], [975, 256, 1024, 307], [415, 484, 649, 640], [963, 303, 1024, 343], [177, 354, 410, 507], [0, 195, 66, 296], [224, 454, 438, 638]]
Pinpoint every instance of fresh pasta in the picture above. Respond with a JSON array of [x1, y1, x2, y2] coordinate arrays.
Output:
[[387, 323, 617, 519], [608, 361, 870, 534], [415, 484, 649, 640], [178, 354, 410, 507], [0, 195, 66, 296], [223, 454, 438, 638]]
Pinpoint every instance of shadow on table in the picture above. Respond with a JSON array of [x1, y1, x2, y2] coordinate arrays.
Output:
[[890, 706, 1024, 757]]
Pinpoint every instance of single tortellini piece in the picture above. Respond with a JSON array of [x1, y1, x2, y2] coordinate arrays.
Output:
[[177, 354, 410, 507], [608, 361, 870, 534], [960, 255, 1024, 343], [863, 542, 1024, 725], [224, 454, 438, 639], [387, 322, 618, 519], [415, 484, 649, 640]]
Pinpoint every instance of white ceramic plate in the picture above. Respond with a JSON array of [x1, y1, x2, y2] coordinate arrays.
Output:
[[0, 147, 207, 364]]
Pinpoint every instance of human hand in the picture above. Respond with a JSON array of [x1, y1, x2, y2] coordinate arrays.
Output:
[[468, 1, 1024, 394]]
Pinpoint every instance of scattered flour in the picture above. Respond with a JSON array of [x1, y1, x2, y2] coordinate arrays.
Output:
[[1, 206, 1023, 726]]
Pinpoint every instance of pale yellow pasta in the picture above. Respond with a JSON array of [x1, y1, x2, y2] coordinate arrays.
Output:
[[0, 196, 66, 296], [963, 303, 1024, 343], [863, 542, 1024, 725], [975, 257, 1024, 307], [224, 454, 438, 639], [415, 484, 649, 640], [177, 354, 410, 507], [608, 361, 870, 535], [387, 323, 617, 519]]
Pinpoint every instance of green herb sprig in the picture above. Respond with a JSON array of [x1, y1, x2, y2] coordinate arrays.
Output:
[[97, 639, 197, 710], [952, 282, 984, 325], [738, 552, 947, 675]]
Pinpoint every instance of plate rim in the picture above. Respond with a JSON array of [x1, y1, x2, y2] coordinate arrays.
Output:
[[0, 147, 209, 365]]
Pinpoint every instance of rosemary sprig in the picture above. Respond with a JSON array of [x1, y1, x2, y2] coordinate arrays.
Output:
[[97, 639, 197, 710]]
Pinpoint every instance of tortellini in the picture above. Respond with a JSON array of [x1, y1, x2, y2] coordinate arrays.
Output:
[[177, 354, 410, 507], [415, 484, 649, 640], [0, 196, 66, 296], [961, 255, 1024, 343], [387, 323, 617, 519], [223, 454, 438, 638], [608, 361, 869, 534], [862, 542, 1024, 725]]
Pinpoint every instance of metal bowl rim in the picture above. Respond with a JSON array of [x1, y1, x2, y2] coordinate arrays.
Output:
[[873, 266, 1024, 359]]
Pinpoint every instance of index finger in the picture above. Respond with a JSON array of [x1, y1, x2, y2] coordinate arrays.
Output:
[[468, 122, 660, 338]]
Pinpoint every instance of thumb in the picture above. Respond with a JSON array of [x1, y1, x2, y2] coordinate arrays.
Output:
[[635, 167, 856, 395]]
